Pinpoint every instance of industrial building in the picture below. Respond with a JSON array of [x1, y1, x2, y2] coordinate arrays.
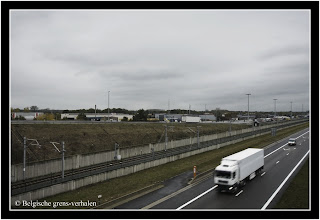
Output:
[[60, 113, 133, 121], [199, 114, 216, 121], [11, 112, 44, 120], [154, 113, 216, 123]]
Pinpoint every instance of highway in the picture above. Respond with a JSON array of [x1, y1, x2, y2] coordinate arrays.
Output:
[[114, 128, 310, 210]]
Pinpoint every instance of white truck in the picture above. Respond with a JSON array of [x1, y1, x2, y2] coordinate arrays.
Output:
[[214, 148, 264, 193], [182, 116, 201, 123]]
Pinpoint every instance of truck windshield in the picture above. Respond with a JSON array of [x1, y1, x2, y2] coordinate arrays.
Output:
[[215, 170, 231, 179]]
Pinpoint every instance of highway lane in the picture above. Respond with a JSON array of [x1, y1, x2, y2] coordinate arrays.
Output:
[[173, 128, 310, 210], [115, 127, 310, 210]]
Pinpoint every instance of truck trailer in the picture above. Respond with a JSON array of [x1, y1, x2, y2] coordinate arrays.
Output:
[[213, 148, 264, 193], [182, 116, 201, 123]]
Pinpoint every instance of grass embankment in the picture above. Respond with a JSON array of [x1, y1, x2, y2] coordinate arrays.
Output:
[[11, 123, 250, 164], [23, 122, 308, 209], [274, 158, 309, 209]]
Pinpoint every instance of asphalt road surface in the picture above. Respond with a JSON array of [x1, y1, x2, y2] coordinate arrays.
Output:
[[115, 127, 310, 210]]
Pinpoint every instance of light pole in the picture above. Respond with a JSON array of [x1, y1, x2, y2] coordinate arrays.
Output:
[[165, 125, 168, 151], [245, 94, 251, 121], [197, 126, 201, 148], [290, 102, 293, 118], [108, 90, 110, 122], [273, 99, 277, 124]]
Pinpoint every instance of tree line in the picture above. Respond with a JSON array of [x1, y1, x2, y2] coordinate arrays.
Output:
[[11, 105, 308, 121]]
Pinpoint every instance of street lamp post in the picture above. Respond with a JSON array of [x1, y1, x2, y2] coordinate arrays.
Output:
[[245, 94, 251, 121], [108, 91, 110, 122], [290, 102, 293, 118], [274, 99, 278, 124]]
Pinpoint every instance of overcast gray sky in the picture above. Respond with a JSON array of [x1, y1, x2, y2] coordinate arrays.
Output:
[[10, 10, 310, 112]]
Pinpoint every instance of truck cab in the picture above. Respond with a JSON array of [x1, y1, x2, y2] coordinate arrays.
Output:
[[214, 160, 239, 192], [213, 148, 264, 193]]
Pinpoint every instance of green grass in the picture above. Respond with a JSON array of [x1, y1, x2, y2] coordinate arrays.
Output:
[[274, 158, 309, 209], [11, 123, 250, 164], [15, 122, 309, 209]]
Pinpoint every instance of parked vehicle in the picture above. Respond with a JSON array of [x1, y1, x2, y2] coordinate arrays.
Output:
[[213, 148, 264, 193], [181, 116, 201, 123], [288, 138, 296, 146]]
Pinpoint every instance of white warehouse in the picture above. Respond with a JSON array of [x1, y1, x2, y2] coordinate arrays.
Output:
[[60, 113, 133, 121]]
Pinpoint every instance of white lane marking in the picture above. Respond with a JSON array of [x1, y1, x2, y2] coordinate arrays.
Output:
[[261, 150, 310, 210], [235, 190, 243, 197], [264, 131, 309, 158], [174, 130, 309, 210], [176, 185, 218, 210], [143, 175, 212, 209], [264, 143, 288, 158], [276, 161, 280, 164], [143, 184, 194, 209], [261, 172, 266, 176]]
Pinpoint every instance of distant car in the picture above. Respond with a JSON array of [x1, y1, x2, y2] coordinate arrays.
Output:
[[288, 138, 296, 146]]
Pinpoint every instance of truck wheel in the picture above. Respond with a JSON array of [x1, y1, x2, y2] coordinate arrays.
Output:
[[233, 186, 238, 193], [256, 168, 261, 175]]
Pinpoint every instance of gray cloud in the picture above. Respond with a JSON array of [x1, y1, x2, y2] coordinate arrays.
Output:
[[10, 10, 310, 112], [257, 45, 309, 61]]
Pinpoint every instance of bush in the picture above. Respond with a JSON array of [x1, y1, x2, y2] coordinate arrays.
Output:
[[121, 117, 128, 122], [37, 113, 55, 120], [76, 112, 87, 120], [14, 115, 26, 120]]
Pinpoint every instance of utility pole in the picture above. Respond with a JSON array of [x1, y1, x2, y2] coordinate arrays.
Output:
[[274, 99, 278, 124], [187, 127, 196, 151], [246, 94, 251, 121], [62, 141, 65, 179], [165, 125, 168, 151], [95, 105, 97, 121], [290, 102, 293, 118], [205, 104, 207, 121], [50, 141, 65, 179], [108, 91, 110, 122], [23, 137, 26, 181], [114, 142, 119, 160], [23, 137, 41, 181], [197, 126, 201, 148]]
